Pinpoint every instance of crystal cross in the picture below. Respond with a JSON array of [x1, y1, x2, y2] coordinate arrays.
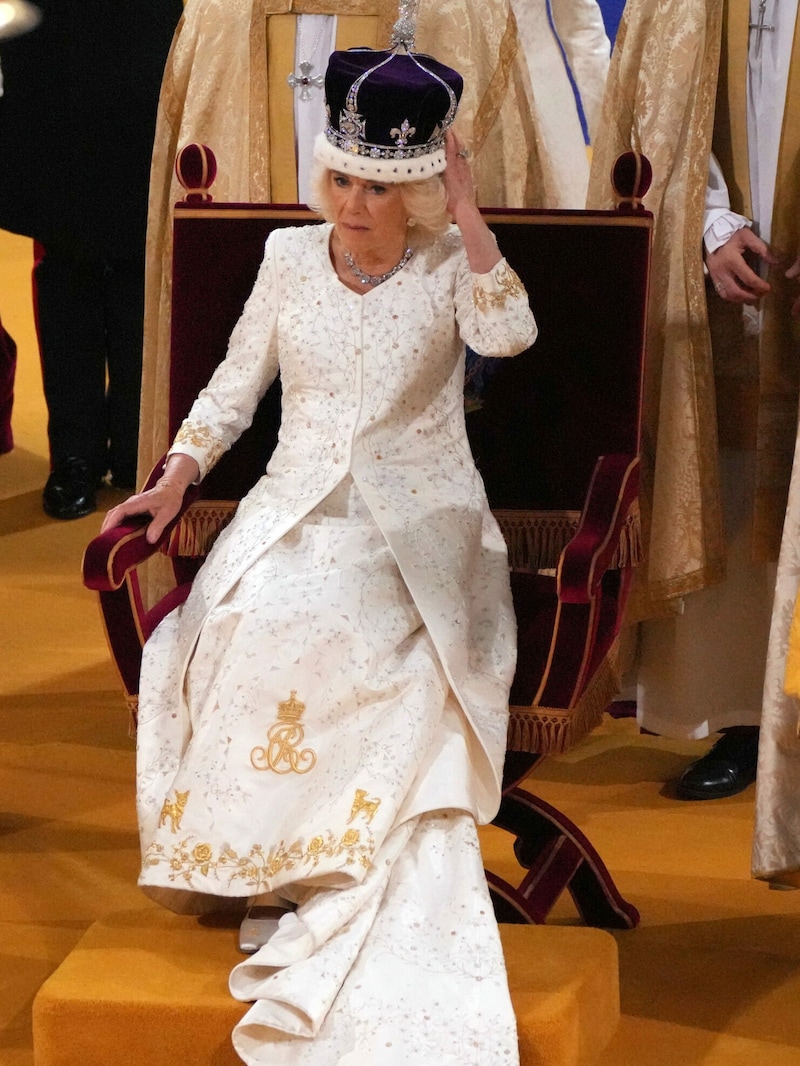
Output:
[[287, 61, 324, 101], [749, 0, 775, 51]]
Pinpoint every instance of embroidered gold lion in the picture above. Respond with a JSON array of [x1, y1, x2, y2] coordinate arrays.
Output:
[[158, 790, 190, 833], [347, 789, 381, 825]]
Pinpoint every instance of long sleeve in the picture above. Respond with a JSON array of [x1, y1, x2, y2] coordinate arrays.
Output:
[[704, 152, 751, 255], [454, 256, 537, 358]]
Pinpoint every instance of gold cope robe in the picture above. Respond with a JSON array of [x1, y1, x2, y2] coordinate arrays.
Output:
[[588, 0, 800, 615]]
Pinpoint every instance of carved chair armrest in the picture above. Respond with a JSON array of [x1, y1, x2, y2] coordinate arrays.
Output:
[[82, 458, 200, 592], [557, 454, 640, 605]]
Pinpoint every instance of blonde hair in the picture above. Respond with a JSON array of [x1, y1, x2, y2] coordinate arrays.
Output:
[[308, 161, 451, 240]]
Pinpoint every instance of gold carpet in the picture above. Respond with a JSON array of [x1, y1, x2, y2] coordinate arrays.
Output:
[[32, 916, 618, 1066], [2, 227, 799, 1066]]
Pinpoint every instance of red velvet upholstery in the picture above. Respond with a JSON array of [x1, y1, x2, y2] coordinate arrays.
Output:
[[174, 142, 217, 203], [469, 208, 650, 755], [167, 206, 308, 503], [83, 149, 652, 928]]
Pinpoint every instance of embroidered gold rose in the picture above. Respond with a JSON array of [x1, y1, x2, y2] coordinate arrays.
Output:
[[143, 828, 376, 889], [251, 690, 317, 775]]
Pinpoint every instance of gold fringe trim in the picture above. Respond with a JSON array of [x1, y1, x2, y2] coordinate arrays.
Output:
[[124, 693, 139, 738], [495, 510, 581, 571], [161, 501, 238, 558], [496, 502, 642, 573], [507, 647, 620, 755], [612, 499, 642, 569]]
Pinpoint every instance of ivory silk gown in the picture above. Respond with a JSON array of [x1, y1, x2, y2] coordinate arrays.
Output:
[[135, 223, 537, 1064]]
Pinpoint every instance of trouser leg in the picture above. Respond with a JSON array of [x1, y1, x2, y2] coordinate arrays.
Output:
[[103, 255, 145, 487], [33, 247, 108, 478]]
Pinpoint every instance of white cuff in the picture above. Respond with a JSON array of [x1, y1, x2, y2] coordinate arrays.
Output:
[[703, 211, 751, 255]]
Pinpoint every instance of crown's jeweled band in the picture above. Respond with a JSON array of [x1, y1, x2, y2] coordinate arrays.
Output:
[[313, 133, 447, 181]]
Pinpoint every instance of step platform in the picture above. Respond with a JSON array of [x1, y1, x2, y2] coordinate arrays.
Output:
[[33, 908, 619, 1066]]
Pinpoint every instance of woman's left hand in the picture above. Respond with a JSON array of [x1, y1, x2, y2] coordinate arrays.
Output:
[[444, 130, 478, 223]]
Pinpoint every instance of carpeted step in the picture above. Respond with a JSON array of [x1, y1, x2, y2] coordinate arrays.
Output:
[[32, 907, 619, 1066]]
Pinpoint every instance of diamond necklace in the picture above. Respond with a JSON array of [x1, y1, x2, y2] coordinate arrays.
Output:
[[342, 247, 413, 287]]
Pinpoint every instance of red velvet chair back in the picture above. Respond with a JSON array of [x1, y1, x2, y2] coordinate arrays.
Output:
[[468, 212, 647, 511], [169, 204, 310, 503]]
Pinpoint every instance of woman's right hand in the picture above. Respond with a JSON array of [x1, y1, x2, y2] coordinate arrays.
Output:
[[101, 454, 200, 544]]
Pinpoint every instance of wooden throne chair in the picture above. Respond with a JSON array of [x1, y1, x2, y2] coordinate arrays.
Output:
[[83, 144, 652, 932]]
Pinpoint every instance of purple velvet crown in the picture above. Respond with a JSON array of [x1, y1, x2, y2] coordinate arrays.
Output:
[[314, 47, 463, 183]]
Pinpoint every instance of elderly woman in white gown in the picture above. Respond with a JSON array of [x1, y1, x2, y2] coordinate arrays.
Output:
[[103, 39, 536, 1066]]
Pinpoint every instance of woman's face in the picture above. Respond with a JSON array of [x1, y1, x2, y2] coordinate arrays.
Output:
[[328, 172, 408, 249]]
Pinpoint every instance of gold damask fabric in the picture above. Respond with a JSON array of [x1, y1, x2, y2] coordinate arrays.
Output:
[[714, 0, 800, 562], [588, 0, 726, 614], [756, 27, 800, 556], [589, 0, 800, 614], [415, 0, 548, 208]]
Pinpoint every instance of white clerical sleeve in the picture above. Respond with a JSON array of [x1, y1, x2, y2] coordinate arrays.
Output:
[[704, 152, 751, 255]]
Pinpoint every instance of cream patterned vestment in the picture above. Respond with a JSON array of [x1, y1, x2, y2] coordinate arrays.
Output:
[[751, 0, 800, 884], [588, 0, 726, 611], [510, 0, 610, 207], [590, 0, 800, 863], [136, 223, 536, 1061]]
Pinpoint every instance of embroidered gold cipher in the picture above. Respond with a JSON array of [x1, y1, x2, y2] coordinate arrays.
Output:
[[251, 690, 317, 775]]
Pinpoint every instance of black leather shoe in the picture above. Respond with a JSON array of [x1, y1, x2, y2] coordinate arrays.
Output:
[[675, 729, 759, 800], [42, 456, 98, 520]]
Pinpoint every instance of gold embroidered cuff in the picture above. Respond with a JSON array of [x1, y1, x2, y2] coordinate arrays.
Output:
[[473, 259, 526, 312], [171, 421, 227, 479]]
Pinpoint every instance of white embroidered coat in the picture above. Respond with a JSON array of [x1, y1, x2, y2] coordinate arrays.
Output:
[[169, 222, 537, 823]]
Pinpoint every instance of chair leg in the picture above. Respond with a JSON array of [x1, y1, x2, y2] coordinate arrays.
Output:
[[488, 787, 640, 929]]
